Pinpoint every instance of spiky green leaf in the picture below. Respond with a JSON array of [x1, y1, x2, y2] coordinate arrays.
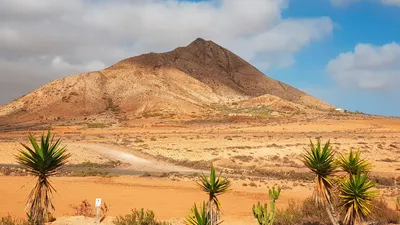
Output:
[[339, 172, 377, 225], [15, 131, 70, 225]]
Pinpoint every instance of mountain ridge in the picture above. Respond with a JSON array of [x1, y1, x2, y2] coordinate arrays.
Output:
[[0, 38, 334, 124]]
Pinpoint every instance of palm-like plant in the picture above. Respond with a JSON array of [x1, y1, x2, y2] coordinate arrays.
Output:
[[302, 139, 339, 225], [338, 148, 371, 176], [396, 197, 400, 211], [196, 166, 230, 225], [187, 202, 210, 225], [16, 131, 70, 225], [339, 172, 377, 225]]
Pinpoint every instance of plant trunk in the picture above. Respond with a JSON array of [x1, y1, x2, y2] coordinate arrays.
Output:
[[209, 201, 213, 225], [216, 207, 220, 224], [325, 204, 340, 225]]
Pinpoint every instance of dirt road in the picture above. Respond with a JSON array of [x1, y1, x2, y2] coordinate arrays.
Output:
[[65, 143, 197, 173]]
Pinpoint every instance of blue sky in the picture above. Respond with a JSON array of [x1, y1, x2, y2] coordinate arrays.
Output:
[[268, 0, 400, 116], [0, 0, 399, 116]]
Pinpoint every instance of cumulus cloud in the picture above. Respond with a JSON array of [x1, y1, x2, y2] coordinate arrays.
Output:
[[330, 0, 400, 6], [327, 42, 400, 90], [0, 0, 333, 104]]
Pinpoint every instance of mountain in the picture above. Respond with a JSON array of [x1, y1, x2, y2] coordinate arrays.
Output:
[[0, 38, 334, 123]]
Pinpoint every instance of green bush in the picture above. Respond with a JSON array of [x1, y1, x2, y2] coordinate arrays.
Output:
[[113, 209, 171, 225]]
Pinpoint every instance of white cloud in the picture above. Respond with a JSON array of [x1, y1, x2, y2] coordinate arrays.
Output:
[[382, 0, 400, 6], [330, 0, 400, 6], [327, 42, 400, 90], [51, 56, 105, 72], [0, 0, 333, 104]]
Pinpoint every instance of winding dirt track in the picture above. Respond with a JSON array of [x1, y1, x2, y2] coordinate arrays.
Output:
[[66, 143, 197, 174]]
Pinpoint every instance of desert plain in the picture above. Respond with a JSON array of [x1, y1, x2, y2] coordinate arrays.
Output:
[[0, 115, 399, 224]]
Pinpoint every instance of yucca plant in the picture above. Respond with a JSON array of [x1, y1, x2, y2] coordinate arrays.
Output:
[[196, 166, 230, 225], [302, 139, 339, 225], [338, 148, 371, 176], [339, 172, 377, 225], [16, 131, 70, 225], [187, 202, 210, 225]]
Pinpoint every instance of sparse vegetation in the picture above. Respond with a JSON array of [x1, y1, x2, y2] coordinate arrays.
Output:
[[371, 175, 395, 186], [141, 172, 151, 177], [71, 199, 109, 220], [0, 215, 30, 225], [71, 160, 122, 168], [378, 158, 398, 162], [2, 130, 398, 225], [134, 138, 145, 143], [231, 155, 254, 162], [70, 200, 96, 217], [142, 112, 163, 119], [275, 197, 332, 225], [275, 197, 400, 225], [251, 169, 314, 181], [106, 98, 120, 113], [367, 199, 400, 225], [154, 155, 212, 170], [113, 209, 171, 225], [69, 169, 112, 177], [85, 122, 108, 128]]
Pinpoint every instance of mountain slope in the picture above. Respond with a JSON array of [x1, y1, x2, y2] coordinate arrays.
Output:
[[0, 38, 334, 123]]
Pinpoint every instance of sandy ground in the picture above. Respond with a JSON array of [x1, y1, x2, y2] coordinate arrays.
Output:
[[66, 142, 196, 173], [0, 117, 399, 224], [0, 176, 312, 224], [1, 119, 399, 175]]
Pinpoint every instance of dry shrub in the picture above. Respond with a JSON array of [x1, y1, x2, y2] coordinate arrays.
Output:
[[70, 199, 109, 220], [372, 176, 395, 186], [0, 215, 30, 225], [275, 197, 331, 225], [113, 209, 171, 225], [275, 197, 400, 225], [252, 168, 314, 181], [231, 155, 254, 162], [299, 197, 332, 225], [367, 199, 400, 225], [71, 200, 95, 217], [274, 200, 303, 225]]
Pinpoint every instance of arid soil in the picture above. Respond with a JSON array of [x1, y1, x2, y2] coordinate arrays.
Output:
[[0, 117, 399, 224], [0, 176, 312, 225]]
